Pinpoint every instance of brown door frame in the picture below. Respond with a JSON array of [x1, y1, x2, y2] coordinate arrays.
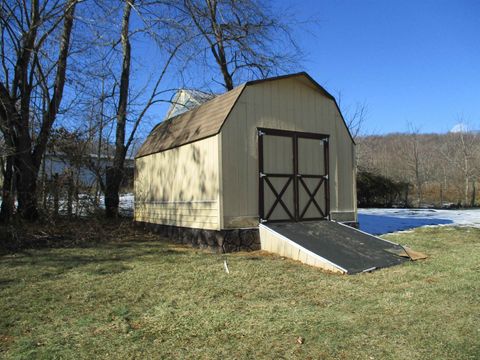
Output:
[[258, 127, 330, 223]]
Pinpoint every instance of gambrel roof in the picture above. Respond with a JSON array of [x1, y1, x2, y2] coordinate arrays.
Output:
[[136, 72, 353, 159]]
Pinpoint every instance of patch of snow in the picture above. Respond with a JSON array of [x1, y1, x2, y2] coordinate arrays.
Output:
[[0, 193, 135, 217], [98, 193, 134, 216], [119, 193, 134, 216], [359, 208, 480, 235]]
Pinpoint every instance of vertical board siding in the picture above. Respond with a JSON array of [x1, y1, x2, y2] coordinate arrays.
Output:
[[135, 135, 221, 230], [221, 77, 356, 228]]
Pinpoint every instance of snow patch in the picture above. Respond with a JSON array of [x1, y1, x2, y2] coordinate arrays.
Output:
[[0, 193, 135, 217], [359, 208, 480, 235], [99, 193, 134, 216]]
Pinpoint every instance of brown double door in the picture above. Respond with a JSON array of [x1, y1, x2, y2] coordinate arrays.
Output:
[[258, 128, 330, 223]]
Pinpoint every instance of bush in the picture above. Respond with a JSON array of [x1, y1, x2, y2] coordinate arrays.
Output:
[[357, 170, 410, 207]]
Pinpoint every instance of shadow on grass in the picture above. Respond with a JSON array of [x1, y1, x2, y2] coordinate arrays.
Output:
[[0, 217, 137, 253], [0, 217, 222, 281], [0, 278, 17, 288], [1, 241, 189, 274]]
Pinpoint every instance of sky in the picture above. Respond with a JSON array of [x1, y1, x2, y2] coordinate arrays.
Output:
[[287, 0, 480, 134], [131, 0, 480, 138]]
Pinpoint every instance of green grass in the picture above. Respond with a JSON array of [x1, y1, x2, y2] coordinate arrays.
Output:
[[0, 223, 479, 359]]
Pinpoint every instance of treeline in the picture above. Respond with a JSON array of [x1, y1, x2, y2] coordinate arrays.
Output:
[[356, 131, 480, 207]]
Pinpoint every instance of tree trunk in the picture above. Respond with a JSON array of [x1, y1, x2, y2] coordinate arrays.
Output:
[[15, 155, 39, 221], [105, 0, 133, 218], [207, 0, 233, 90], [471, 180, 476, 207], [105, 167, 123, 217], [2, 0, 77, 221], [439, 182, 443, 207], [0, 155, 15, 222], [464, 173, 469, 207]]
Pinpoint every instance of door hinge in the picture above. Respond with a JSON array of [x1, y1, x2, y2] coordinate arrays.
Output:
[[324, 174, 329, 180], [258, 130, 265, 136], [260, 218, 267, 223], [259, 172, 266, 178]]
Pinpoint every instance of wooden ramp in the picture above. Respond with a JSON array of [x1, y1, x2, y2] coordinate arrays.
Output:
[[259, 221, 409, 274]]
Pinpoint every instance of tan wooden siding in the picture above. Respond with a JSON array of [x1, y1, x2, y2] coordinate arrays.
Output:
[[220, 77, 356, 228], [259, 225, 346, 273], [135, 135, 221, 230]]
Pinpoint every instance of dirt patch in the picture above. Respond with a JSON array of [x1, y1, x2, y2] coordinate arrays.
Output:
[[0, 334, 15, 345]]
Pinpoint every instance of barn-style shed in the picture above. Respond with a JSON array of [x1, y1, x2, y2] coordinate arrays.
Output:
[[135, 72, 357, 252]]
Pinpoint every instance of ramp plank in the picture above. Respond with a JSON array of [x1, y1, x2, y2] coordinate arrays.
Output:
[[263, 221, 407, 274]]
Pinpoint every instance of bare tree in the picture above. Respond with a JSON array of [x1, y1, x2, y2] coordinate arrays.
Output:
[[357, 127, 480, 208], [102, 0, 186, 217], [103, 0, 134, 218], [346, 102, 368, 140], [0, 0, 79, 220], [178, 0, 301, 90], [430, 135, 450, 206], [445, 127, 478, 206], [395, 125, 426, 206], [336, 92, 368, 140]]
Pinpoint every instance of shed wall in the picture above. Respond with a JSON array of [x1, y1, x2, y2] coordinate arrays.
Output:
[[220, 77, 356, 228], [135, 135, 221, 230]]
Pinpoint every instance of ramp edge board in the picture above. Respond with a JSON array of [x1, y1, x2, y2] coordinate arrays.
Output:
[[259, 224, 348, 274]]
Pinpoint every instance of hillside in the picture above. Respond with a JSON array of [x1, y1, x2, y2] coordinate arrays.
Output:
[[356, 131, 479, 207]]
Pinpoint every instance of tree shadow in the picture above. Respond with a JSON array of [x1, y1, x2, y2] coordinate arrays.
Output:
[[1, 240, 190, 278], [135, 137, 219, 229], [0, 278, 17, 289]]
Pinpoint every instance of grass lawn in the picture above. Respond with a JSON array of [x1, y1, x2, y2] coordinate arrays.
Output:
[[0, 221, 479, 359]]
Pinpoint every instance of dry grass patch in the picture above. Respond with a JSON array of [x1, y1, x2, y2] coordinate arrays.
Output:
[[0, 223, 479, 359]]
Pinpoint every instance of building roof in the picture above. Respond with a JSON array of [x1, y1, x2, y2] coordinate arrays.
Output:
[[136, 72, 353, 159], [136, 84, 245, 158], [164, 89, 216, 120]]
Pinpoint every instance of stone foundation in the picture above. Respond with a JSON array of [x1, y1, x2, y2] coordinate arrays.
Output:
[[135, 221, 360, 253], [135, 222, 260, 253]]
